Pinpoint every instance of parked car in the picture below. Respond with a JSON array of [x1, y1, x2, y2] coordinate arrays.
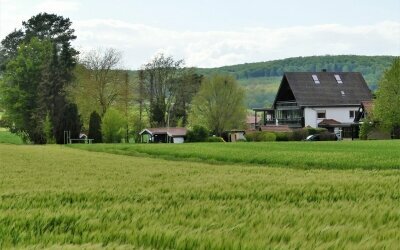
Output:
[[305, 134, 320, 141], [304, 133, 338, 141]]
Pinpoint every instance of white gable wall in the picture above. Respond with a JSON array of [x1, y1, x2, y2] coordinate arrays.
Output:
[[172, 137, 184, 143], [304, 107, 359, 128]]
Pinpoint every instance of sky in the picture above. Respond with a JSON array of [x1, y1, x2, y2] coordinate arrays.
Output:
[[1, 0, 399, 69]]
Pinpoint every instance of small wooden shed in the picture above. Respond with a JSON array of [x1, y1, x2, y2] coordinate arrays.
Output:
[[139, 127, 187, 143]]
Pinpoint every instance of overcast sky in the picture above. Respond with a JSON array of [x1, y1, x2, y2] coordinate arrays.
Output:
[[1, 0, 399, 69]]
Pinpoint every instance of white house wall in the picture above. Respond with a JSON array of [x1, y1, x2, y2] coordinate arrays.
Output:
[[304, 107, 359, 128]]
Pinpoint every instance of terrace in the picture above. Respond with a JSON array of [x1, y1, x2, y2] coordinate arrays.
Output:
[[253, 101, 304, 128]]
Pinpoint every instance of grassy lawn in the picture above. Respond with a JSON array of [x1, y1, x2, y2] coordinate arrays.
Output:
[[70, 140, 400, 170], [0, 144, 399, 249], [0, 130, 24, 144]]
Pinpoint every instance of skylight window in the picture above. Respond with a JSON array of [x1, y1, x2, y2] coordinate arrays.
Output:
[[334, 74, 343, 84], [312, 74, 320, 84], [341, 91, 345, 96]]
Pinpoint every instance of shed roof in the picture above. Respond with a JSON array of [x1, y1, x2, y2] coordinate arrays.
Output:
[[259, 125, 292, 132], [139, 127, 187, 137], [275, 72, 373, 107], [318, 119, 342, 126]]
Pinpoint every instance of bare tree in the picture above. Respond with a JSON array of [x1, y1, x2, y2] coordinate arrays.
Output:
[[139, 54, 184, 127], [80, 48, 123, 116]]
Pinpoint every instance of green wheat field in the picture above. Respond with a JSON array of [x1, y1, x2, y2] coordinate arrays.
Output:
[[0, 140, 399, 249]]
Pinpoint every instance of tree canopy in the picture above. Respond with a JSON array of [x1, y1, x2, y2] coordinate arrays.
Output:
[[374, 57, 400, 138], [0, 38, 52, 143], [189, 75, 246, 136], [0, 13, 80, 144]]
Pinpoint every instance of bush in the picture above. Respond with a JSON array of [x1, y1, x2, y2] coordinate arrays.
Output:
[[187, 125, 209, 142], [262, 132, 276, 141], [275, 132, 290, 141], [359, 120, 374, 140], [245, 132, 276, 142], [102, 108, 126, 143], [207, 136, 225, 142], [291, 129, 309, 141]]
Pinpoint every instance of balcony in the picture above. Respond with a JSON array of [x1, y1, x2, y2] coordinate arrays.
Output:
[[276, 101, 299, 110]]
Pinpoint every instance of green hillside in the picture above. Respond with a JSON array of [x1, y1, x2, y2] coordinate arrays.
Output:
[[197, 55, 396, 108]]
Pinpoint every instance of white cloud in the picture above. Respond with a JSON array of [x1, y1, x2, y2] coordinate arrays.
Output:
[[74, 19, 400, 68]]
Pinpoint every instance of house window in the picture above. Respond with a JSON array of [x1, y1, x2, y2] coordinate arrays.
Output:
[[317, 111, 326, 119], [350, 110, 359, 119], [312, 74, 320, 84], [334, 74, 343, 84]]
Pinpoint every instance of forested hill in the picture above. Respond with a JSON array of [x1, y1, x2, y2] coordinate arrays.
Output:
[[196, 55, 396, 108]]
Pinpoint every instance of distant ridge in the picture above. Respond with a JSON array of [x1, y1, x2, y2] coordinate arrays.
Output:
[[195, 55, 396, 108]]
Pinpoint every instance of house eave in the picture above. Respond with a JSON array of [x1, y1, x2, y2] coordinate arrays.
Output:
[[300, 104, 361, 108]]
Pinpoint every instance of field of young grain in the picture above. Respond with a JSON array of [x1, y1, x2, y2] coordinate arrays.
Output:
[[71, 140, 400, 170], [0, 144, 399, 249]]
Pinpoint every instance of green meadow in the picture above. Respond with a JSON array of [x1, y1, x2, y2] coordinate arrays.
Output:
[[71, 140, 400, 170], [0, 130, 24, 145], [0, 142, 399, 249]]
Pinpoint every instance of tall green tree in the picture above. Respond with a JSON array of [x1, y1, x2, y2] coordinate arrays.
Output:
[[189, 75, 246, 136], [101, 108, 126, 143], [0, 29, 24, 71], [374, 58, 400, 138], [171, 69, 202, 126], [0, 13, 79, 143], [139, 54, 184, 127], [0, 38, 52, 143]]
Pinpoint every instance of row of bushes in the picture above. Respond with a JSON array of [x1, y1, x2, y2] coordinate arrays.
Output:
[[245, 127, 330, 142], [186, 125, 226, 143]]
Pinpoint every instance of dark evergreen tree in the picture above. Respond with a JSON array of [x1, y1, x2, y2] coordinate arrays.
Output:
[[88, 111, 103, 143], [0, 29, 24, 71], [54, 103, 81, 144]]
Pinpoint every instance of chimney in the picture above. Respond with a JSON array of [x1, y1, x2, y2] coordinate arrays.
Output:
[[322, 69, 327, 72]]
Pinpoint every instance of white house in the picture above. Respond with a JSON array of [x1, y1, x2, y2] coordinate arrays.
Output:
[[253, 71, 372, 138]]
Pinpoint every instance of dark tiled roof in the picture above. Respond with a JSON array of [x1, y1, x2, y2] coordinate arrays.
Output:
[[282, 72, 372, 106], [139, 127, 187, 137]]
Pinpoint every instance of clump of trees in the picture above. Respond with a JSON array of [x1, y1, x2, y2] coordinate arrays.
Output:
[[186, 125, 209, 142], [0, 14, 250, 144], [189, 75, 246, 136], [0, 13, 80, 144], [139, 54, 202, 128]]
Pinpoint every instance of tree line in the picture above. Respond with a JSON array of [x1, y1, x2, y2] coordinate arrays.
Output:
[[198, 55, 395, 90], [0, 13, 247, 144]]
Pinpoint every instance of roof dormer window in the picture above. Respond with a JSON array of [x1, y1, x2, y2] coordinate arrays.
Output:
[[312, 74, 320, 84], [334, 74, 343, 84]]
